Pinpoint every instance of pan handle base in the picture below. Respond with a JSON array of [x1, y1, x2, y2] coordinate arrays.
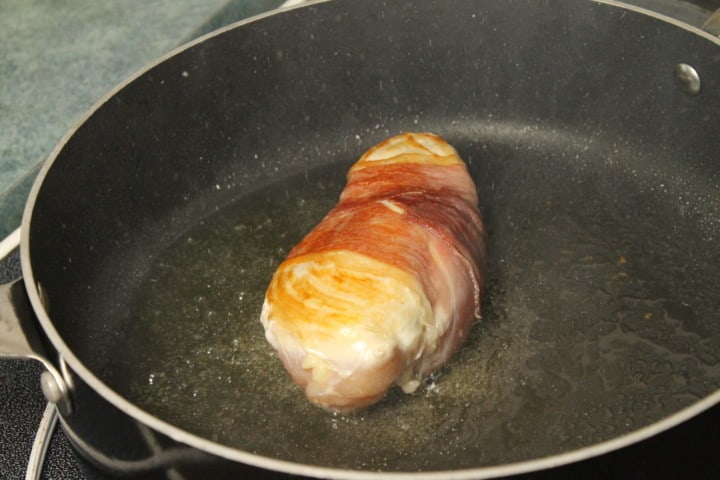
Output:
[[0, 279, 73, 415]]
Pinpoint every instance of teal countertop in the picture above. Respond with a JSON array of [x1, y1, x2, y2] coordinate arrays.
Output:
[[0, 0, 285, 239], [0, 0, 716, 240]]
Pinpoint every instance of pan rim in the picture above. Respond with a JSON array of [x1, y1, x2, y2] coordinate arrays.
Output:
[[19, 0, 720, 478], [596, 0, 720, 44]]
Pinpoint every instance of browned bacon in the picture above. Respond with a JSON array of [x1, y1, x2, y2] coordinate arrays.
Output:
[[260, 133, 486, 410]]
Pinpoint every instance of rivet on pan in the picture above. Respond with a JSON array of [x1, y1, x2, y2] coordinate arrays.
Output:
[[674, 63, 701, 96], [40, 370, 72, 416]]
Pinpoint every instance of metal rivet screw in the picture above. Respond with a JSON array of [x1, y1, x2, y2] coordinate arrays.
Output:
[[40, 371, 63, 404], [40, 371, 72, 416], [674, 63, 701, 96]]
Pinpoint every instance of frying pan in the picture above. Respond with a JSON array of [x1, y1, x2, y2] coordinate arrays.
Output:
[[2, 0, 720, 478]]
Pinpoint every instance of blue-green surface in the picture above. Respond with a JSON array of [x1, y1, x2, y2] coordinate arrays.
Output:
[[0, 0, 284, 239]]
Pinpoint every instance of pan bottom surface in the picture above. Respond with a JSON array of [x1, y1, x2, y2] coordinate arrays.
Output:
[[107, 126, 720, 471]]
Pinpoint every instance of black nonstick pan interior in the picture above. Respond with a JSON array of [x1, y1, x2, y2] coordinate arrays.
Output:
[[24, 0, 720, 473], [101, 127, 720, 471]]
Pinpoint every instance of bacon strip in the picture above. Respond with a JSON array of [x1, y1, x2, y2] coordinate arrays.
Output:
[[260, 132, 487, 410]]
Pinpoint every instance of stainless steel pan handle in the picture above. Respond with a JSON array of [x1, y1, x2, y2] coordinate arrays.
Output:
[[0, 237, 73, 416]]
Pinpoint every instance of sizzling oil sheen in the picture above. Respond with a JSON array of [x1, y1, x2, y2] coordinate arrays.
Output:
[[112, 131, 720, 472]]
